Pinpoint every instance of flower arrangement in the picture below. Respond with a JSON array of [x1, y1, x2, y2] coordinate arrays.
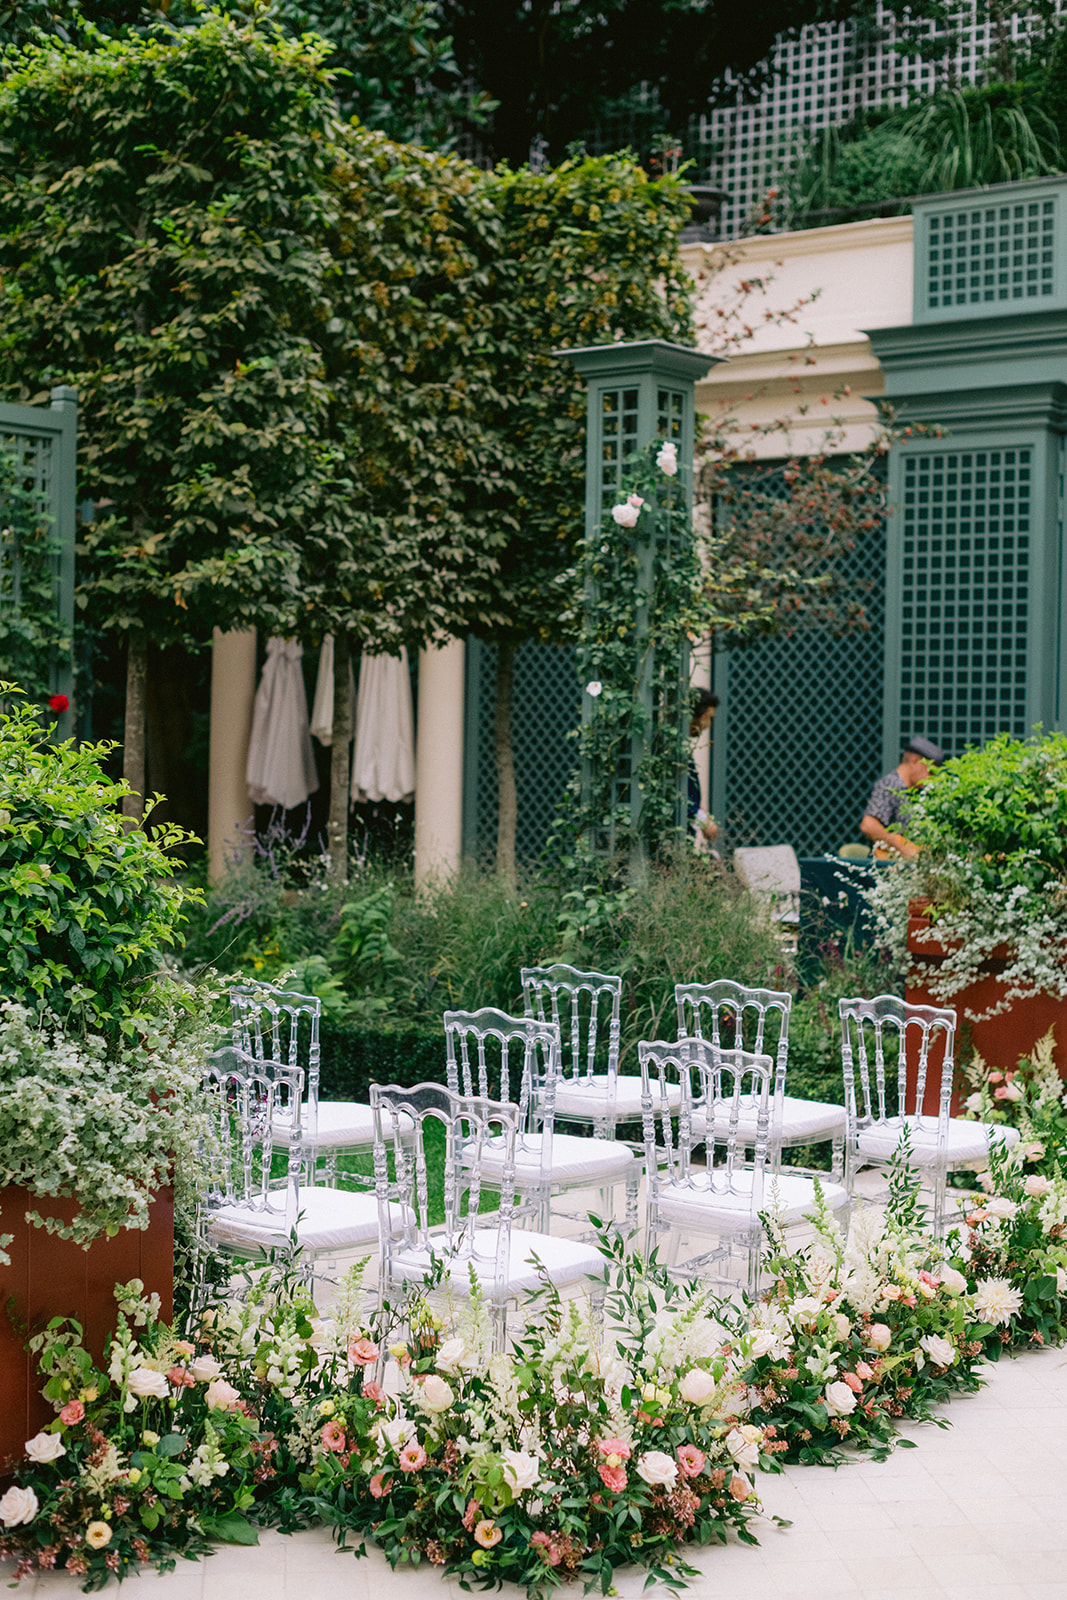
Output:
[[739, 1171, 986, 1465], [958, 1029, 1067, 1165]]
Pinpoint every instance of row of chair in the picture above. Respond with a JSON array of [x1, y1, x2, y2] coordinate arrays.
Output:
[[199, 968, 1019, 1330]]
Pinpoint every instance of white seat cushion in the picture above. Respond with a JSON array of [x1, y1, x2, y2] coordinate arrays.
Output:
[[473, 1132, 636, 1189], [656, 1170, 849, 1230], [856, 1116, 1021, 1167], [208, 1185, 403, 1253], [552, 1075, 681, 1122], [387, 1228, 605, 1298], [692, 1096, 847, 1145], [272, 1100, 414, 1150]]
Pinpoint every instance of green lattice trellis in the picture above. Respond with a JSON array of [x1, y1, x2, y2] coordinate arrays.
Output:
[[710, 497, 886, 858], [914, 179, 1067, 323], [462, 638, 582, 865], [896, 446, 1031, 753]]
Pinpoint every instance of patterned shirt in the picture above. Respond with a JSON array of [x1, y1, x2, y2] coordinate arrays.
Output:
[[864, 771, 910, 829]]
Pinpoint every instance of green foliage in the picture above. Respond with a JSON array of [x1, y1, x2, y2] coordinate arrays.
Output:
[[787, 86, 1060, 226], [0, 689, 198, 1034], [0, 443, 69, 699]]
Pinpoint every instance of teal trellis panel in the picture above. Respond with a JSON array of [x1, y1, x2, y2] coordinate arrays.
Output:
[[0, 387, 77, 736], [913, 177, 1067, 324], [882, 431, 1061, 767], [462, 637, 582, 865]]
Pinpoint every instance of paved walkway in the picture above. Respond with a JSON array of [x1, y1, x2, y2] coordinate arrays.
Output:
[[21, 1343, 1067, 1600]]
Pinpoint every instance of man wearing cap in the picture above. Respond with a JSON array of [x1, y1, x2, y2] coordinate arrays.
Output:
[[860, 736, 944, 860]]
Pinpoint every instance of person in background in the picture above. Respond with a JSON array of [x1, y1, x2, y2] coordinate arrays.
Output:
[[860, 735, 944, 860], [689, 688, 719, 846]]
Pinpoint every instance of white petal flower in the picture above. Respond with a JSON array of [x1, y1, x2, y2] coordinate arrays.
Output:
[[585, 681, 603, 697], [24, 1431, 66, 1464], [972, 1277, 1023, 1327], [919, 1333, 956, 1367], [611, 502, 641, 528], [636, 1450, 677, 1487], [501, 1449, 539, 1493], [0, 1486, 38, 1527], [656, 440, 678, 477], [824, 1381, 857, 1418]]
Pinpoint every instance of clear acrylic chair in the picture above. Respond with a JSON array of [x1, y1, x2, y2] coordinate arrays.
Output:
[[676, 979, 847, 1180], [231, 981, 411, 1187], [371, 1082, 605, 1349], [640, 1037, 850, 1295], [522, 962, 681, 1138], [839, 994, 1020, 1236], [199, 1044, 388, 1293], [444, 1007, 639, 1233]]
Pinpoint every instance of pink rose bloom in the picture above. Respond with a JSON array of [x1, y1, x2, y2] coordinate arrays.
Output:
[[368, 1473, 392, 1499], [59, 1401, 85, 1426], [166, 1365, 195, 1388], [321, 1419, 346, 1453], [855, 1361, 874, 1380], [204, 1379, 241, 1412], [173, 1340, 196, 1357], [676, 1445, 705, 1478], [729, 1473, 753, 1501], [399, 1442, 427, 1473], [842, 1371, 864, 1394], [348, 1338, 379, 1367], [362, 1380, 385, 1405], [597, 1437, 632, 1460], [598, 1463, 627, 1492]]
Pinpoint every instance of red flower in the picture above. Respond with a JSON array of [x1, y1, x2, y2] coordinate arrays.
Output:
[[48, 694, 69, 713]]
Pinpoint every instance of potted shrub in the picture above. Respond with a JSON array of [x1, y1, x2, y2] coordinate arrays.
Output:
[[0, 688, 213, 1465], [863, 730, 1067, 1091]]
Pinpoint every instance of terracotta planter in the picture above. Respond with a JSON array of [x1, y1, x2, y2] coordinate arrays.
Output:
[[0, 1186, 173, 1471], [905, 901, 1067, 1112]]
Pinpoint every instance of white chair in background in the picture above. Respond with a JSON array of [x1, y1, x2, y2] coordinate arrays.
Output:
[[839, 994, 1020, 1236], [199, 1044, 392, 1293], [444, 1007, 639, 1233], [676, 978, 847, 1180], [733, 844, 801, 951], [371, 1081, 605, 1349], [640, 1036, 849, 1295]]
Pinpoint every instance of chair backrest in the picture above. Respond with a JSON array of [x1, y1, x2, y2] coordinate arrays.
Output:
[[639, 1036, 775, 1214], [838, 994, 957, 1131], [201, 1044, 304, 1230], [231, 982, 322, 1106], [520, 963, 623, 1084], [444, 1007, 561, 1132], [676, 978, 791, 1087], [371, 1081, 520, 1301], [733, 845, 801, 924]]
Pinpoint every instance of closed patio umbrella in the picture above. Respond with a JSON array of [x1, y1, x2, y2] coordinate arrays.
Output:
[[309, 634, 356, 747], [246, 638, 319, 811], [351, 647, 415, 804]]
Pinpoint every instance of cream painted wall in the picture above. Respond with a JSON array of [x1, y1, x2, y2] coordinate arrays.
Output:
[[684, 215, 914, 457]]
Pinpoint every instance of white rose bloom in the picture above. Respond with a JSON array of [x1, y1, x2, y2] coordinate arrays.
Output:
[[436, 1338, 469, 1373], [831, 1312, 852, 1343], [611, 501, 641, 528], [188, 1355, 223, 1382], [824, 1381, 858, 1418], [381, 1416, 415, 1452], [636, 1450, 678, 1487], [725, 1425, 762, 1468], [679, 1367, 718, 1405], [919, 1333, 955, 1367], [126, 1367, 170, 1400], [585, 680, 603, 697], [657, 441, 678, 477], [1024, 1175, 1054, 1199], [24, 1431, 66, 1464], [1057, 1267, 1067, 1295], [502, 1449, 539, 1493], [419, 1375, 454, 1414], [746, 1328, 779, 1360], [867, 1323, 892, 1352], [788, 1296, 823, 1326], [939, 1265, 968, 1296], [972, 1277, 1024, 1327], [964, 1091, 984, 1113], [985, 1197, 1018, 1221], [0, 1486, 38, 1527], [999, 1080, 1024, 1102]]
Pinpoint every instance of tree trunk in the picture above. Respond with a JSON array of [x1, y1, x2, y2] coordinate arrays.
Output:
[[494, 641, 517, 890], [328, 632, 352, 879], [122, 629, 148, 823]]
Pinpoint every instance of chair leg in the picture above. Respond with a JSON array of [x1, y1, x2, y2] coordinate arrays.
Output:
[[623, 1173, 639, 1235], [830, 1131, 845, 1185], [490, 1299, 508, 1352]]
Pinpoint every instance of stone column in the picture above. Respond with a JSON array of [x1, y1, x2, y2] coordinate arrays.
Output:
[[415, 638, 465, 886], [208, 628, 257, 884]]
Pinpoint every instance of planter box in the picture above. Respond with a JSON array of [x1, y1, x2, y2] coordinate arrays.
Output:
[[905, 903, 1067, 1113], [0, 1186, 173, 1471]]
